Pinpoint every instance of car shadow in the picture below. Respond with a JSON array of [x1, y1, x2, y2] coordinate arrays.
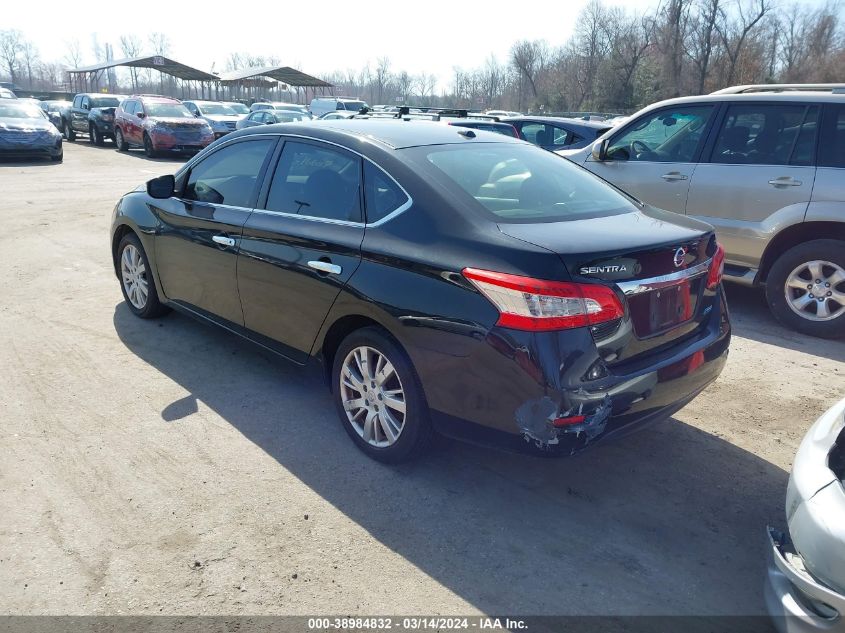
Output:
[[724, 283, 845, 363], [0, 157, 62, 167], [113, 303, 788, 616], [67, 141, 189, 163]]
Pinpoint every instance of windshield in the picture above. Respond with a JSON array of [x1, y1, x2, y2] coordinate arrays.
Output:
[[227, 103, 249, 114], [146, 103, 193, 118], [199, 103, 236, 115], [274, 104, 306, 112], [417, 144, 636, 223], [0, 103, 46, 119], [91, 97, 121, 108]]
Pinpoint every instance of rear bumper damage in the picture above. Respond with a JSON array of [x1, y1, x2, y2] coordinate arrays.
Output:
[[424, 288, 730, 455]]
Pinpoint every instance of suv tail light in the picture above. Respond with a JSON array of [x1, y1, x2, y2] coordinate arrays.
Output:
[[463, 268, 624, 332], [707, 243, 725, 290]]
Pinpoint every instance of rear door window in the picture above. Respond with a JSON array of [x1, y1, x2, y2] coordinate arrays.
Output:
[[363, 162, 409, 223], [710, 103, 819, 166], [819, 104, 845, 168], [607, 105, 713, 162], [265, 141, 362, 222]]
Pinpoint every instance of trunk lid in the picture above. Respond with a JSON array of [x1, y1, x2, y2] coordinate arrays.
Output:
[[497, 208, 717, 364]]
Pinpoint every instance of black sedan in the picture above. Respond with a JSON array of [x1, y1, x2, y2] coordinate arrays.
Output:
[[110, 120, 730, 462], [0, 101, 63, 161], [504, 116, 613, 151]]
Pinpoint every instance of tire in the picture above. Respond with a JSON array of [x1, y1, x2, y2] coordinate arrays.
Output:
[[64, 120, 75, 141], [765, 239, 845, 339], [114, 128, 128, 152], [143, 133, 157, 158], [116, 233, 169, 319], [331, 327, 432, 463], [89, 123, 104, 146]]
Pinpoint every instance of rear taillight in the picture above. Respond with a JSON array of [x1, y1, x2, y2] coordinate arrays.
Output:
[[707, 243, 725, 289], [463, 268, 624, 332]]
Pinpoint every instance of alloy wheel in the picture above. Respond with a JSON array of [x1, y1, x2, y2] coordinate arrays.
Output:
[[784, 260, 845, 322], [120, 244, 149, 310], [339, 346, 406, 448]]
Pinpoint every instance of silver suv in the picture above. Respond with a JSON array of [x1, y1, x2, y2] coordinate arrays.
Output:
[[562, 84, 845, 339]]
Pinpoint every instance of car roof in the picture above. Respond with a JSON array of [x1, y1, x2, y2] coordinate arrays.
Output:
[[135, 95, 180, 103], [645, 92, 845, 108], [230, 119, 524, 149], [503, 115, 611, 129]]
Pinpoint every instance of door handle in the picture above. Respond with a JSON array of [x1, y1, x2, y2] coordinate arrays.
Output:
[[768, 177, 802, 187], [308, 260, 342, 275], [212, 235, 236, 248], [661, 172, 688, 182]]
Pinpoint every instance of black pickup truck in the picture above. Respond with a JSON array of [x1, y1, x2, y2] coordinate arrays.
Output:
[[64, 93, 126, 145]]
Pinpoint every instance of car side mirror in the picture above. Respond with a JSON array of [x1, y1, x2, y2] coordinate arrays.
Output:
[[82, 104, 89, 111], [147, 174, 175, 199], [591, 138, 609, 161], [137, 112, 145, 119]]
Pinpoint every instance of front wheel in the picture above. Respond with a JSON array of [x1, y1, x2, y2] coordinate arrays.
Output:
[[117, 233, 169, 319], [64, 120, 75, 141], [89, 123, 104, 146], [766, 239, 845, 339], [143, 133, 157, 158], [331, 327, 432, 463]]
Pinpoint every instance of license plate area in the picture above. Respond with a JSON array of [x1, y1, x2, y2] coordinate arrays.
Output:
[[628, 277, 703, 337]]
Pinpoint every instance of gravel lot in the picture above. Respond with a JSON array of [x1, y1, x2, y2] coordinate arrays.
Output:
[[1, 141, 844, 617]]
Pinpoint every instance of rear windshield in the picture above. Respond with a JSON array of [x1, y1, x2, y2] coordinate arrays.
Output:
[[91, 97, 121, 108], [340, 101, 366, 111], [416, 144, 637, 223]]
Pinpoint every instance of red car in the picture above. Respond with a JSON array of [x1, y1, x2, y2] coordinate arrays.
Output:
[[113, 95, 214, 157]]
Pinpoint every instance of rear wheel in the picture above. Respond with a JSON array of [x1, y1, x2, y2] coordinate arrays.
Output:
[[89, 123, 104, 146], [766, 239, 845, 339], [331, 327, 432, 463], [143, 133, 157, 158], [64, 120, 75, 141], [114, 128, 128, 151], [117, 233, 168, 319]]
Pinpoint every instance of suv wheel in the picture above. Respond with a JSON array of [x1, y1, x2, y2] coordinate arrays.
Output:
[[114, 128, 128, 152], [89, 124, 104, 146], [766, 239, 845, 339], [331, 327, 432, 463], [143, 133, 157, 158], [116, 233, 169, 319], [64, 120, 75, 141]]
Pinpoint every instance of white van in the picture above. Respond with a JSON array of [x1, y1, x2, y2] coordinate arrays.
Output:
[[309, 97, 369, 118]]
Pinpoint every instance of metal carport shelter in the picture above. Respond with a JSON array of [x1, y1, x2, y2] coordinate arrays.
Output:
[[216, 65, 333, 104], [66, 55, 220, 98]]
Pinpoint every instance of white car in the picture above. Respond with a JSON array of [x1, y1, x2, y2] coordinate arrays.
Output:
[[308, 97, 368, 118]]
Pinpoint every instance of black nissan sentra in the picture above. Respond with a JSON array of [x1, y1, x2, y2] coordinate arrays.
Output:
[[110, 120, 730, 462]]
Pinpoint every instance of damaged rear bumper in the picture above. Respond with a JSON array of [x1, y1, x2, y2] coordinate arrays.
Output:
[[424, 291, 730, 456]]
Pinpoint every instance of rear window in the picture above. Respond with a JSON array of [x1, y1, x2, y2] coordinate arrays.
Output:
[[416, 144, 637, 223], [90, 97, 120, 108], [340, 101, 366, 111]]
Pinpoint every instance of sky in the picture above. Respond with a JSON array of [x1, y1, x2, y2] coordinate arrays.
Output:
[[5, 0, 830, 89]]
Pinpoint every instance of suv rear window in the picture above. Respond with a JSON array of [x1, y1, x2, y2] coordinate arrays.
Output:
[[417, 144, 636, 223], [819, 104, 845, 168]]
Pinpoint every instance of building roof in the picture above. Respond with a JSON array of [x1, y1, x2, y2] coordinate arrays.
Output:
[[216, 65, 332, 88], [67, 56, 219, 82]]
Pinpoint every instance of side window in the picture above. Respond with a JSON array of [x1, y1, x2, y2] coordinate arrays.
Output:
[[135, 102, 145, 116], [124, 101, 135, 115], [711, 104, 818, 166], [73, 96, 82, 108], [607, 105, 713, 162], [552, 126, 571, 146], [81, 96, 90, 110], [364, 162, 409, 223], [251, 112, 264, 123], [819, 104, 845, 168], [183, 139, 275, 207], [265, 141, 362, 222], [521, 123, 551, 146]]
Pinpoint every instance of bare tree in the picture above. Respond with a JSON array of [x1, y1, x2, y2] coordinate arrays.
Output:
[[21, 39, 39, 89], [716, 0, 772, 85], [0, 30, 24, 85], [64, 39, 83, 69], [119, 34, 144, 90], [148, 32, 170, 56], [510, 39, 546, 110], [685, 0, 722, 93], [374, 56, 391, 104]]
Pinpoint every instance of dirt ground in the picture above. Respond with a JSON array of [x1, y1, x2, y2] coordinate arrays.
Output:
[[1, 141, 843, 616]]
